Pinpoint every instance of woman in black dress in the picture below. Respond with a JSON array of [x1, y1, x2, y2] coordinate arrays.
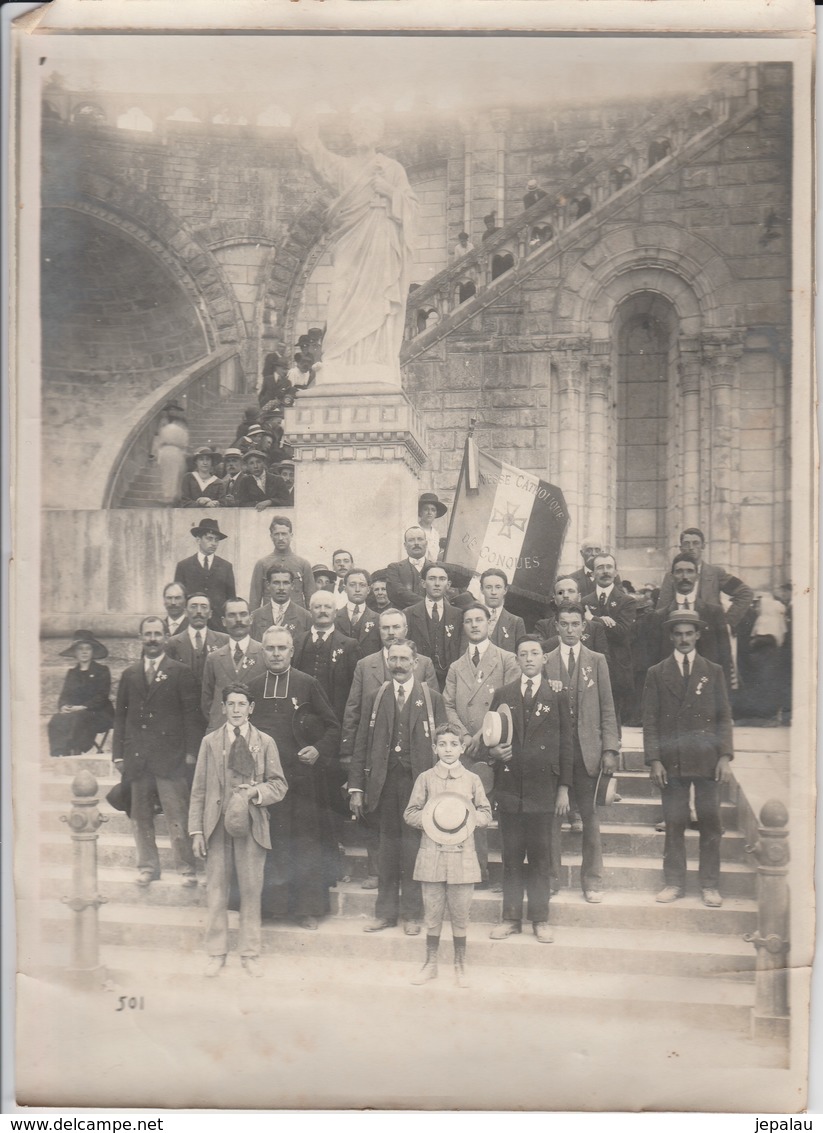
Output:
[[47, 630, 115, 757]]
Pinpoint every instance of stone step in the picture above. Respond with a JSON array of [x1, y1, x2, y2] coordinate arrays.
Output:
[[39, 899, 757, 992], [39, 849, 757, 927], [34, 941, 756, 1034]]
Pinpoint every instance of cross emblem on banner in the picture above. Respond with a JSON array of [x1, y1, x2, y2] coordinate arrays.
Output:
[[492, 502, 527, 540]]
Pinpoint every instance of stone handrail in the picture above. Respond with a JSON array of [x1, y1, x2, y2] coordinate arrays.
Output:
[[92, 346, 242, 509], [744, 799, 790, 1039], [402, 62, 754, 349]]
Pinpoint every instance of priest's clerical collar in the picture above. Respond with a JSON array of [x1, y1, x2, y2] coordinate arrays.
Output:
[[263, 669, 291, 698]]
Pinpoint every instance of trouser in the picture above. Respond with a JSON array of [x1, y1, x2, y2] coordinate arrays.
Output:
[[374, 763, 423, 923], [265, 788, 330, 918], [661, 775, 722, 889], [498, 805, 554, 925], [551, 744, 603, 892], [204, 820, 267, 957], [463, 758, 494, 881], [131, 772, 195, 876], [421, 882, 475, 936]]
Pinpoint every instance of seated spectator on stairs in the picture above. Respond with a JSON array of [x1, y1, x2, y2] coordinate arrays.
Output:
[[47, 630, 115, 758], [287, 352, 315, 395], [275, 462, 295, 505], [258, 351, 292, 409], [220, 448, 245, 507], [234, 406, 260, 445], [180, 447, 226, 508], [523, 178, 548, 210], [236, 449, 291, 510], [258, 407, 294, 465]]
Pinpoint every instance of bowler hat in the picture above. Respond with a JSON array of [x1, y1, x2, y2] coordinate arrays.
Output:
[[106, 779, 132, 816], [421, 792, 477, 847], [292, 706, 327, 747], [60, 629, 108, 660], [190, 518, 228, 540], [595, 764, 618, 807], [418, 491, 447, 519], [663, 609, 706, 631], [482, 703, 513, 748]]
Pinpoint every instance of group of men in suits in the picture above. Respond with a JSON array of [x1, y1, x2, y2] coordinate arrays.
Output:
[[108, 515, 741, 969]]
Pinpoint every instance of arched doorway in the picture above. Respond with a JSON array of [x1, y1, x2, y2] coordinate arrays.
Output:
[[614, 293, 679, 549]]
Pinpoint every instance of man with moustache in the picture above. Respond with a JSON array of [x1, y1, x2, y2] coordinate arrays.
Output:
[[479, 569, 526, 653], [220, 448, 246, 507], [248, 516, 316, 612], [161, 581, 188, 638], [250, 566, 313, 642], [543, 603, 619, 903], [535, 576, 609, 660], [349, 640, 447, 935], [331, 549, 355, 609], [655, 528, 753, 631], [386, 527, 431, 610], [112, 616, 201, 888], [247, 626, 341, 929], [200, 597, 267, 733], [582, 553, 635, 728], [165, 594, 229, 743], [651, 553, 733, 688]]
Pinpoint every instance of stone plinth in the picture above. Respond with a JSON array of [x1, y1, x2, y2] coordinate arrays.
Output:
[[286, 383, 429, 565]]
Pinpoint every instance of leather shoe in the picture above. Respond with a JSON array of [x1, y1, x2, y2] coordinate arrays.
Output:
[[404, 922, 422, 936], [136, 871, 159, 888], [656, 886, 685, 903], [570, 817, 584, 834], [241, 956, 263, 978], [296, 915, 319, 930], [204, 955, 225, 978], [702, 888, 723, 907], [360, 875, 379, 890], [654, 821, 666, 833], [584, 890, 604, 904], [489, 921, 521, 940], [363, 918, 397, 933], [533, 922, 554, 944], [181, 875, 198, 888]]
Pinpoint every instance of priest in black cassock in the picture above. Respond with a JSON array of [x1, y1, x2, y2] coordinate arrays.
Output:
[[247, 625, 341, 929]]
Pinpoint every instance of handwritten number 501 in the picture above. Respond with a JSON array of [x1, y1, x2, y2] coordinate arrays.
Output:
[[116, 996, 145, 1011]]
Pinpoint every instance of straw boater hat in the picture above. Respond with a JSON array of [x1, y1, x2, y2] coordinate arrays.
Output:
[[418, 491, 447, 518], [192, 445, 221, 463], [189, 518, 228, 540], [527, 177, 538, 189], [223, 447, 243, 460], [243, 448, 267, 462], [595, 765, 618, 808], [421, 792, 477, 847], [663, 609, 707, 632], [60, 629, 108, 660], [482, 703, 514, 748]]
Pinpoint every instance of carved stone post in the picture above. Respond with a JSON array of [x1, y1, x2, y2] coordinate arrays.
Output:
[[702, 333, 743, 568], [678, 338, 702, 528], [552, 341, 587, 549], [587, 351, 612, 544], [744, 799, 790, 1040], [60, 770, 109, 985], [491, 109, 510, 227]]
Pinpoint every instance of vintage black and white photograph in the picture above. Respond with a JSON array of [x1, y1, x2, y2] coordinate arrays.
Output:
[[9, 0, 816, 1113]]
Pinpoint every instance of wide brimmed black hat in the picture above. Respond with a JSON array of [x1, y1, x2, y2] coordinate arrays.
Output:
[[418, 492, 448, 518], [292, 706, 328, 747], [59, 630, 108, 660], [190, 518, 228, 539]]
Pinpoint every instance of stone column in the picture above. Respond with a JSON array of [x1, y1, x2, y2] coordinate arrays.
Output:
[[491, 110, 510, 226], [703, 333, 744, 566], [678, 338, 702, 529], [551, 340, 588, 551], [587, 351, 612, 545]]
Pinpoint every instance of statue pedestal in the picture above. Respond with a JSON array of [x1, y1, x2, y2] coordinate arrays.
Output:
[[286, 382, 429, 566], [313, 360, 401, 388]]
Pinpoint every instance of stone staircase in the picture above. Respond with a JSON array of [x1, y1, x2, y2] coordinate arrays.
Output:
[[38, 631, 766, 1034], [117, 392, 254, 507]]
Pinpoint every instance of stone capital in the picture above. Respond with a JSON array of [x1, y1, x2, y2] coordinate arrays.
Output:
[[701, 330, 744, 387], [587, 358, 611, 398]]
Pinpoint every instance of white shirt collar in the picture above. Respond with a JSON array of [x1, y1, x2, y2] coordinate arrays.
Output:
[[231, 636, 251, 653], [520, 674, 539, 695], [673, 649, 696, 673], [347, 602, 364, 616], [312, 627, 332, 642], [425, 597, 443, 616], [468, 639, 491, 658], [226, 721, 251, 741], [144, 655, 162, 674], [596, 584, 614, 600], [408, 557, 424, 571], [188, 626, 207, 645], [394, 676, 414, 697], [198, 553, 212, 568], [565, 642, 582, 661], [675, 587, 698, 605], [167, 614, 185, 631], [271, 598, 290, 612]]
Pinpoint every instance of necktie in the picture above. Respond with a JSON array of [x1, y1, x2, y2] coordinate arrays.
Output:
[[274, 605, 284, 626], [234, 644, 243, 667], [228, 725, 255, 779], [195, 630, 203, 651], [598, 592, 606, 610], [146, 660, 156, 683], [568, 650, 575, 679], [397, 684, 406, 709], [338, 580, 345, 593], [430, 602, 440, 626], [203, 556, 211, 574], [682, 653, 690, 685], [523, 678, 534, 711], [351, 604, 362, 627], [472, 647, 480, 667]]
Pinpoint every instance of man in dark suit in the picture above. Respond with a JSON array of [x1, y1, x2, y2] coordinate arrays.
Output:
[[112, 616, 201, 888], [200, 597, 267, 732], [236, 449, 291, 510], [655, 527, 754, 631], [479, 568, 526, 653], [162, 581, 188, 637], [248, 627, 341, 929], [349, 640, 446, 935], [486, 635, 573, 943], [569, 537, 603, 599], [219, 447, 245, 507], [582, 553, 635, 727], [643, 610, 733, 908], [651, 553, 732, 688], [174, 518, 236, 632], [535, 576, 609, 659], [544, 604, 619, 903], [340, 607, 438, 890], [386, 526, 430, 609], [334, 568, 382, 656], [250, 566, 313, 642], [405, 563, 464, 690], [165, 594, 229, 741]]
